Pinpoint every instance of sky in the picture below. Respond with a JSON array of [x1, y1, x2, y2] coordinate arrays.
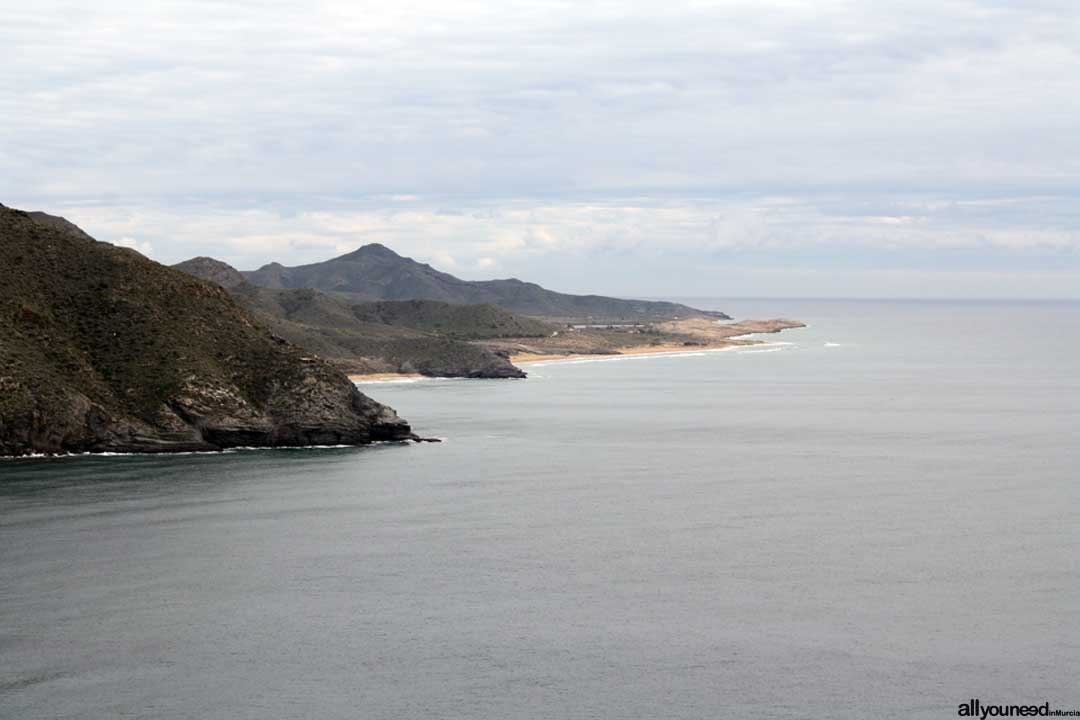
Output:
[[2, 0, 1079, 298]]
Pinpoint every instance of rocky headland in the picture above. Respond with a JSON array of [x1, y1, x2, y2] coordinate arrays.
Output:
[[0, 204, 418, 456]]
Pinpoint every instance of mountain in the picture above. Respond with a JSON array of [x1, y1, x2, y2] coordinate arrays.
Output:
[[175, 257, 550, 377], [243, 244, 729, 322], [0, 204, 416, 456]]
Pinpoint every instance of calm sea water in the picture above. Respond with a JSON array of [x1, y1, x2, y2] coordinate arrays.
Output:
[[1, 299, 1077, 719]]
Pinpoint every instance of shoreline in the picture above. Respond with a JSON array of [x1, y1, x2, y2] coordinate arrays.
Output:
[[348, 318, 807, 382]]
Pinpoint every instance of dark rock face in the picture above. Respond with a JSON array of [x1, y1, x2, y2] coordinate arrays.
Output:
[[0, 205, 417, 456]]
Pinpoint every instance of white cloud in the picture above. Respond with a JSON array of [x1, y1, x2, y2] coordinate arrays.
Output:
[[54, 193, 1080, 268], [2, 0, 1078, 296], [3, 0, 1079, 200], [114, 236, 153, 256]]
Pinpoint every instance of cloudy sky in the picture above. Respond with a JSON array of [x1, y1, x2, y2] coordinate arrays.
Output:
[[3, 0, 1078, 298]]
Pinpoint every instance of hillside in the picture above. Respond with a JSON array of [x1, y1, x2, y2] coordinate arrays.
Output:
[[0, 204, 416, 456], [243, 244, 729, 322], [350, 299, 553, 339], [230, 286, 527, 378], [174, 256, 541, 377], [173, 256, 246, 288]]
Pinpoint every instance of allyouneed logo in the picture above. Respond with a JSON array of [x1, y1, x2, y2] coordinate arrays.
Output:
[[958, 699, 1079, 718]]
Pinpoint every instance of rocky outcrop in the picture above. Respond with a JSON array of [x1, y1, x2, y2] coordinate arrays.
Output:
[[0, 204, 418, 456]]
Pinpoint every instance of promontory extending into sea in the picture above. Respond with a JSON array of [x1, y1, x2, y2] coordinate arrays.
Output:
[[0, 204, 416, 456], [0, 203, 803, 456]]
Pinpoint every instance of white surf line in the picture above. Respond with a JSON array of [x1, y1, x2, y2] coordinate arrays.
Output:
[[353, 376, 471, 385], [734, 346, 787, 354], [734, 340, 798, 354], [0, 440, 423, 462]]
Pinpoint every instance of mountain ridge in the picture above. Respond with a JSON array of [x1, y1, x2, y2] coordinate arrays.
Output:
[[173, 256, 542, 378], [242, 244, 729, 322]]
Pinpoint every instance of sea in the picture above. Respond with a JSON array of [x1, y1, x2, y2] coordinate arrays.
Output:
[[1, 299, 1077, 719]]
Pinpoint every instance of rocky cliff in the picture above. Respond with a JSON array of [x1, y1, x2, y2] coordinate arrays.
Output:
[[0, 204, 417, 456]]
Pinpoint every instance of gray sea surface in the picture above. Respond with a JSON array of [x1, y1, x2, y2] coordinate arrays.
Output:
[[1, 299, 1077, 719]]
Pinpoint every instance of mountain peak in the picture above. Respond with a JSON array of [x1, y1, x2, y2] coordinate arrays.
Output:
[[338, 243, 403, 261]]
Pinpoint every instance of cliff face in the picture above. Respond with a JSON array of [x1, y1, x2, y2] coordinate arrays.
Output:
[[0, 205, 416, 456]]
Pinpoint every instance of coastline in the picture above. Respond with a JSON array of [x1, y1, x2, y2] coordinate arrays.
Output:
[[349, 318, 807, 381]]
